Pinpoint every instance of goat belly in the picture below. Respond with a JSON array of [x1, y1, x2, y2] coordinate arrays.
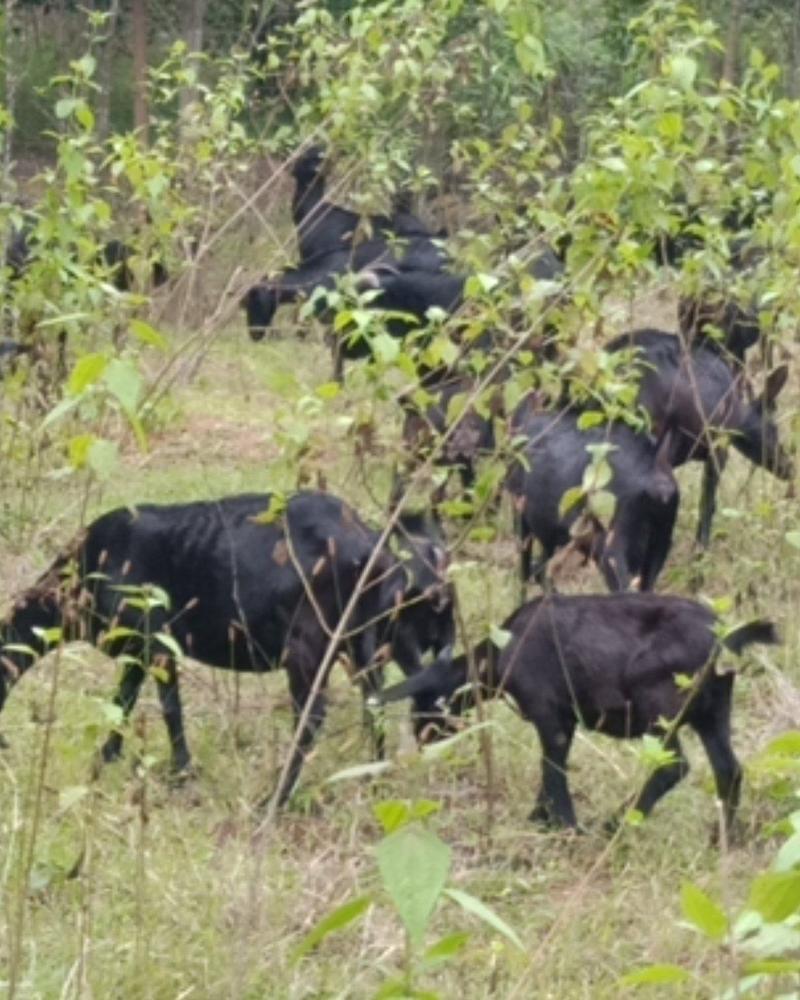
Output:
[[580, 702, 648, 739]]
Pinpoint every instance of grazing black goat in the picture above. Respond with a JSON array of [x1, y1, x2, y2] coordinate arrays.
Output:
[[290, 145, 447, 273], [607, 329, 792, 548], [377, 593, 779, 833], [0, 492, 453, 807], [507, 407, 679, 592], [243, 146, 451, 349]]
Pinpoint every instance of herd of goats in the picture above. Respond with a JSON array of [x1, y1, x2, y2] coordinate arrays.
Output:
[[0, 143, 794, 836]]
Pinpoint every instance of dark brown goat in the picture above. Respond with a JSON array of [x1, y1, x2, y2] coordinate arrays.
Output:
[[607, 329, 792, 547]]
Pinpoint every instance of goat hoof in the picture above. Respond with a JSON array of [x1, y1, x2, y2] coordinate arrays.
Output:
[[709, 818, 743, 849], [528, 804, 551, 826], [168, 762, 197, 786]]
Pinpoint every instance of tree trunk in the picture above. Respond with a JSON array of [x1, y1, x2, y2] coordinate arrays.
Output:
[[2, 0, 17, 189], [131, 0, 149, 146], [791, 0, 800, 98], [721, 0, 741, 86], [95, 0, 121, 141], [179, 0, 208, 122]]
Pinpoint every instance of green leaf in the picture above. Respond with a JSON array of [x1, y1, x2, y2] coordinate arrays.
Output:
[[250, 494, 286, 525], [326, 761, 394, 783], [371, 332, 401, 364], [55, 97, 78, 119], [763, 732, 800, 757], [314, 381, 341, 401], [489, 625, 512, 650], [422, 931, 469, 968], [577, 410, 606, 430], [376, 826, 451, 949], [130, 319, 168, 350], [785, 531, 800, 550], [774, 833, 800, 872], [293, 896, 372, 960], [374, 800, 412, 834], [87, 439, 118, 480], [373, 799, 440, 833], [681, 882, 728, 941], [749, 870, 800, 922], [421, 721, 495, 759], [443, 887, 524, 950], [68, 434, 95, 470], [99, 626, 139, 646], [75, 101, 95, 131], [588, 489, 616, 521], [668, 54, 697, 89], [103, 358, 142, 415], [154, 633, 184, 661], [69, 353, 108, 395], [558, 485, 584, 517], [620, 964, 691, 986], [743, 959, 800, 975]]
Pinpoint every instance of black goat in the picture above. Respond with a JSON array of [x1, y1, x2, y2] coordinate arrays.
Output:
[[507, 407, 679, 592], [242, 147, 451, 347], [607, 328, 792, 547], [0, 492, 453, 807], [377, 593, 778, 832], [290, 145, 447, 273]]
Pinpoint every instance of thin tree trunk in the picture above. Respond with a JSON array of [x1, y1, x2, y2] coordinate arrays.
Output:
[[721, 0, 741, 86], [96, 0, 121, 141], [131, 0, 149, 146], [3, 0, 17, 189], [179, 0, 208, 122], [791, 0, 800, 98]]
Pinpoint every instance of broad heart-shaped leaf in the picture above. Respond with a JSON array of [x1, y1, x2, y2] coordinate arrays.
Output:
[[620, 964, 690, 986], [681, 882, 728, 942], [375, 825, 451, 950], [748, 870, 800, 922], [292, 895, 372, 960], [443, 888, 524, 950]]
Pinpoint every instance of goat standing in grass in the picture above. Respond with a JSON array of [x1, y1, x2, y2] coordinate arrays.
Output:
[[0, 492, 453, 808], [377, 593, 778, 835]]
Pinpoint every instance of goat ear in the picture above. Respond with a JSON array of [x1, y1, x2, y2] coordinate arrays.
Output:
[[762, 364, 789, 409]]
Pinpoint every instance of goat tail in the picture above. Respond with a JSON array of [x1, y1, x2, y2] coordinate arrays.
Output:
[[721, 619, 780, 655]]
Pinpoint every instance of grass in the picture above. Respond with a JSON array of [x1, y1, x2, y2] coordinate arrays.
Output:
[[1, 297, 800, 999]]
